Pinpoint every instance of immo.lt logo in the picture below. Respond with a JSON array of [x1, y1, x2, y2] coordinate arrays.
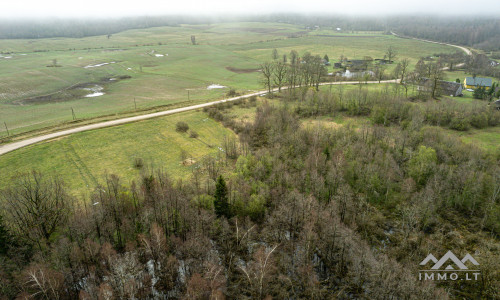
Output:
[[419, 251, 480, 281]]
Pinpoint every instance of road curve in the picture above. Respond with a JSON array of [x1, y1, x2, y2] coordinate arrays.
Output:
[[391, 31, 472, 56], [0, 79, 399, 156]]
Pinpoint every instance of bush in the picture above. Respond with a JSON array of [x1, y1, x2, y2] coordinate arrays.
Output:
[[449, 117, 470, 131], [226, 88, 238, 97], [133, 157, 144, 169], [176, 121, 189, 132], [189, 130, 199, 138]]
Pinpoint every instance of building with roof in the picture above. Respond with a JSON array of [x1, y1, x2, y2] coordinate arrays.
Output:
[[418, 79, 463, 97], [464, 77, 492, 90]]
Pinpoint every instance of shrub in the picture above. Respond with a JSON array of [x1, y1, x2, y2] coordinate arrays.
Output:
[[176, 121, 189, 132], [133, 157, 144, 169], [189, 130, 199, 138], [226, 88, 238, 97], [449, 117, 470, 131]]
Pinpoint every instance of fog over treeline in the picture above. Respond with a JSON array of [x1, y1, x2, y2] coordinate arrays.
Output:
[[1, 15, 499, 51]]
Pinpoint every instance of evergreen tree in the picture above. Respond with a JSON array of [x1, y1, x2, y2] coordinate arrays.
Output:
[[324, 54, 329, 62], [473, 86, 485, 99], [214, 175, 231, 218]]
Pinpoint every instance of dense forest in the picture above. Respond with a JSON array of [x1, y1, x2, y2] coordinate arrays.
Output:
[[389, 17, 500, 52], [1, 83, 499, 298]]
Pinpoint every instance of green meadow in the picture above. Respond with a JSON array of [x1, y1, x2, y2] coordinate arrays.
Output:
[[0, 110, 235, 196], [0, 22, 456, 137]]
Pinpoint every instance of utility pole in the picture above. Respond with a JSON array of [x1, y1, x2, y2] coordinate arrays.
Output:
[[4, 122, 9, 136], [188, 90, 190, 101], [134, 97, 137, 110], [71, 107, 76, 120]]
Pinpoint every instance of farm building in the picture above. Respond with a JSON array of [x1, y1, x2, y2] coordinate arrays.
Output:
[[464, 77, 492, 89], [418, 79, 463, 97]]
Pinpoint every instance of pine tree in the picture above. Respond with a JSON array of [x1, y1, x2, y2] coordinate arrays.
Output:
[[214, 175, 231, 218]]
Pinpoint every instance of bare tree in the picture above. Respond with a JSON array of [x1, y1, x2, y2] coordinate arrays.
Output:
[[272, 61, 288, 92], [23, 264, 65, 300], [386, 46, 397, 63], [400, 58, 410, 83], [1, 171, 70, 249], [429, 62, 444, 99], [260, 62, 274, 94], [239, 245, 279, 299]]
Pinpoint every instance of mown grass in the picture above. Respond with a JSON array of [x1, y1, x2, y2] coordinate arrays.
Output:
[[0, 22, 457, 137], [0, 110, 235, 197], [450, 126, 500, 153]]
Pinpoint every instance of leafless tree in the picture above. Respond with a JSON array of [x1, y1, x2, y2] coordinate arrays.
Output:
[[260, 62, 274, 94], [386, 46, 397, 62], [272, 61, 288, 92], [1, 171, 70, 249]]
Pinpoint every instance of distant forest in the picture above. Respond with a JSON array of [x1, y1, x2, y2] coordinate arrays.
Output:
[[1, 15, 499, 51]]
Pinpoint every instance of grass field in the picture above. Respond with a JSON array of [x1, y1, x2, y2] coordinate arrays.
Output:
[[0, 110, 235, 196], [0, 22, 457, 137]]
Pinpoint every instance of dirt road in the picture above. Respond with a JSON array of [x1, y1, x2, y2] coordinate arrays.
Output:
[[391, 31, 472, 56], [0, 79, 399, 156]]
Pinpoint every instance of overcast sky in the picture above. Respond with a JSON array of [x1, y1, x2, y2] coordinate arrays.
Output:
[[2, 0, 500, 19]]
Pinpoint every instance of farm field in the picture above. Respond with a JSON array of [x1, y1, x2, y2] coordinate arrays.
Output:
[[0, 22, 457, 137], [0, 110, 235, 196]]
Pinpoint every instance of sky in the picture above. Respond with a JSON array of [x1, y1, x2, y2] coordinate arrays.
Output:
[[2, 0, 500, 18]]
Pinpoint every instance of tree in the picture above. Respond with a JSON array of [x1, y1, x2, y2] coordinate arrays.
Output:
[[272, 61, 287, 92], [191, 35, 196, 45], [324, 54, 329, 62], [1, 171, 70, 249], [272, 48, 279, 60], [429, 61, 444, 99], [386, 46, 397, 63], [260, 62, 274, 94], [0, 215, 11, 255], [473, 86, 486, 100], [176, 121, 189, 132], [290, 50, 298, 65], [375, 65, 386, 83], [214, 175, 231, 218], [399, 58, 410, 83], [408, 145, 437, 186]]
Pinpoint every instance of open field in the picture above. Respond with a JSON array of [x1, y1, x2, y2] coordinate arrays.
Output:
[[448, 126, 500, 153], [0, 110, 235, 196], [0, 22, 457, 137]]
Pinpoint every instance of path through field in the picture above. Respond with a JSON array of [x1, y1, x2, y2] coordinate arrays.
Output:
[[0, 79, 399, 156], [391, 31, 472, 56]]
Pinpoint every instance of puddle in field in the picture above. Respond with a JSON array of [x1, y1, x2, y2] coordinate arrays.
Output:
[[207, 84, 226, 90], [83, 61, 116, 68], [84, 85, 104, 97]]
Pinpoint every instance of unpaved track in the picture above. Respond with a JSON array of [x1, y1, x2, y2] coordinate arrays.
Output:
[[0, 79, 399, 156], [391, 31, 472, 56]]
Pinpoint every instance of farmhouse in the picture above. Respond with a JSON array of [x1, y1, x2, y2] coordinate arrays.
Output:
[[418, 79, 463, 97], [464, 77, 492, 90]]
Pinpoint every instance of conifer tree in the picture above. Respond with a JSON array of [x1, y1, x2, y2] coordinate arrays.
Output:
[[214, 175, 230, 218]]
